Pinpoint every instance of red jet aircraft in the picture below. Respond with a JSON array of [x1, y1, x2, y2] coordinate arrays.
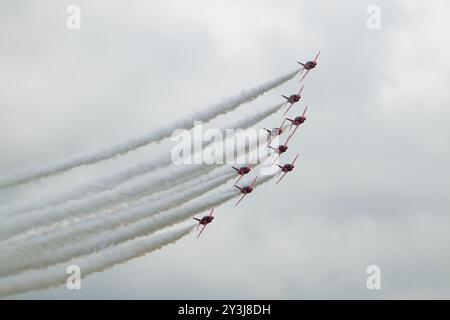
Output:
[[234, 176, 258, 206], [281, 85, 304, 115], [284, 105, 308, 144], [298, 51, 320, 82], [268, 143, 289, 164], [232, 162, 254, 184], [193, 208, 215, 238], [276, 154, 299, 184], [263, 126, 284, 144]]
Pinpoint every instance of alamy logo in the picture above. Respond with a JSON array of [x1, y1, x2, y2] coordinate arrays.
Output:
[[66, 5, 81, 30], [366, 265, 381, 290], [66, 265, 82, 290], [170, 122, 281, 176], [366, 5, 381, 30]]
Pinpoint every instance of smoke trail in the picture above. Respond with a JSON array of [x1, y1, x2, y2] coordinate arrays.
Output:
[[0, 70, 297, 189], [0, 102, 284, 218], [0, 165, 234, 242], [0, 125, 271, 241], [0, 224, 194, 297], [0, 169, 235, 276], [0, 174, 274, 276]]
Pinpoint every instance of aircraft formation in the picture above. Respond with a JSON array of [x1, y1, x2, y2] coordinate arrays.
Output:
[[194, 52, 320, 238]]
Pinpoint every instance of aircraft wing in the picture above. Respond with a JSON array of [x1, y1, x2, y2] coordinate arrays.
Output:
[[299, 69, 310, 83], [271, 153, 281, 165], [285, 126, 300, 145], [235, 193, 247, 206], [283, 103, 294, 115], [302, 105, 308, 117], [291, 154, 299, 166], [197, 224, 208, 238], [314, 51, 321, 62], [276, 172, 288, 184]]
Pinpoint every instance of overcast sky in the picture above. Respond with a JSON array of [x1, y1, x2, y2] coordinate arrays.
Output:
[[1, 0, 449, 299]]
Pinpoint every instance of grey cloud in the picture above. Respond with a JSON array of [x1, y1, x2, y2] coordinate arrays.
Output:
[[1, 0, 449, 299]]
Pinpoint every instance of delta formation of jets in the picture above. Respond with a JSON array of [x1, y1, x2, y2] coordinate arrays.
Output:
[[194, 52, 320, 238]]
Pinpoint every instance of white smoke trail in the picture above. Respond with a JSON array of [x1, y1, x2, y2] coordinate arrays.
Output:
[[0, 125, 272, 241], [0, 70, 297, 189], [0, 174, 274, 277], [0, 165, 234, 242], [0, 224, 194, 298], [0, 102, 284, 218], [0, 168, 235, 275]]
